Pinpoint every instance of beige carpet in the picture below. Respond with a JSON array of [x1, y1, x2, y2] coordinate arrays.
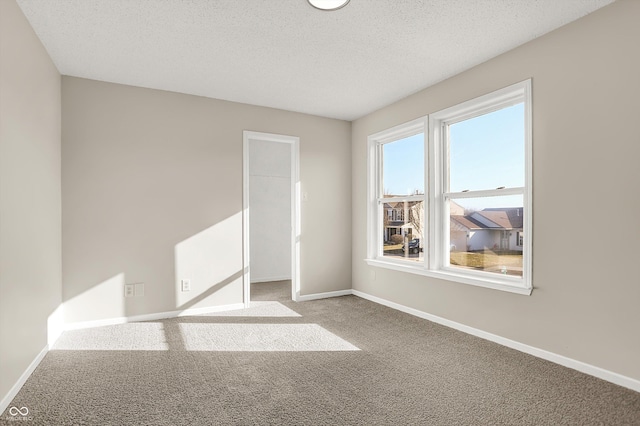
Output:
[[2, 281, 639, 425]]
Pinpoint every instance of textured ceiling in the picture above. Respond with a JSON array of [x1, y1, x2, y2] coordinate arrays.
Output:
[[16, 0, 614, 121]]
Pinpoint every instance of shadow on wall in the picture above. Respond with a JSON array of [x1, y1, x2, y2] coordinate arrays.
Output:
[[62, 211, 244, 325]]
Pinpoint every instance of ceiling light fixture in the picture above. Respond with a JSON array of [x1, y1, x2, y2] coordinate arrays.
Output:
[[307, 0, 350, 11]]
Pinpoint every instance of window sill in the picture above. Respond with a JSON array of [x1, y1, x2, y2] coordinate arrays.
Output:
[[364, 258, 532, 296]]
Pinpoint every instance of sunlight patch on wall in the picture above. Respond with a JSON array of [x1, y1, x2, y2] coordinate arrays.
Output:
[[174, 212, 243, 309], [47, 303, 65, 347], [63, 273, 127, 323]]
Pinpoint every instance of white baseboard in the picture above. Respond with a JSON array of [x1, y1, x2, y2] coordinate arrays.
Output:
[[251, 276, 291, 284], [64, 302, 246, 331], [0, 345, 48, 416], [352, 289, 640, 393], [297, 289, 352, 302]]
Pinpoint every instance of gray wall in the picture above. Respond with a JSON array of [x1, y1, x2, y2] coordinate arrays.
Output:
[[352, 0, 640, 381], [249, 139, 292, 283], [62, 77, 351, 323], [0, 0, 62, 403]]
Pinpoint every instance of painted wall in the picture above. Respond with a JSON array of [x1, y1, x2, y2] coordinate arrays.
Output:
[[0, 0, 61, 405], [62, 77, 351, 324], [352, 0, 640, 381], [249, 139, 292, 283]]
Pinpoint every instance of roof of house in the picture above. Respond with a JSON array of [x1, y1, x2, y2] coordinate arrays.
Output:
[[383, 200, 422, 209], [477, 208, 524, 229], [450, 215, 485, 231], [451, 208, 523, 231]]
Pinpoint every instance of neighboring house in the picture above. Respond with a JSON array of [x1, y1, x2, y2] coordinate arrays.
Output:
[[451, 207, 524, 252], [383, 200, 423, 242], [384, 199, 524, 252]]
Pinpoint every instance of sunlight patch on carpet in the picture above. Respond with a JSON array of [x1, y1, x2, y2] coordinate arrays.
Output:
[[200, 301, 301, 318], [179, 323, 360, 351], [53, 323, 169, 351]]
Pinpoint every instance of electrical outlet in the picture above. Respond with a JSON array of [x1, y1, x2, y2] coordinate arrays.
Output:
[[181, 279, 191, 292], [124, 284, 135, 298]]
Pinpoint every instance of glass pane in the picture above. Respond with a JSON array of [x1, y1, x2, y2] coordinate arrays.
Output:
[[382, 133, 424, 197], [448, 195, 523, 277], [449, 103, 524, 193], [382, 200, 425, 262]]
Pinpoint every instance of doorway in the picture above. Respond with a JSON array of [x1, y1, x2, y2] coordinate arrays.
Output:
[[242, 131, 300, 307]]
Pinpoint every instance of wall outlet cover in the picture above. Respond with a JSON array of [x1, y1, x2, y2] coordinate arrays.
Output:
[[124, 284, 135, 298], [181, 279, 191, 292]]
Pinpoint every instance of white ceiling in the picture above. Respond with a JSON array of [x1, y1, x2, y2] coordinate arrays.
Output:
[[16, 0, 614, 121]]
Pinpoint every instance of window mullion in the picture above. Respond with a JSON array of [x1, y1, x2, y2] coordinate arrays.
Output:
[[379, 195, 425, 203], [445, 187, 525, 199]]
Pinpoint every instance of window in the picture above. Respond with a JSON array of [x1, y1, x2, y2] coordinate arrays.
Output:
[[367, 80, 532, 294], [367, 118, 426, 263]]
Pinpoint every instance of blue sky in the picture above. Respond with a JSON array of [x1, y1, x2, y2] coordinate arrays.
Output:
[[383, 133, 424, 195], [383, 103, 524, 209], [449, 103, 524, 193]]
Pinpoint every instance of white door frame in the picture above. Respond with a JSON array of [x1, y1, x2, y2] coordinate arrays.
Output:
[[242, 131, 301, 307]]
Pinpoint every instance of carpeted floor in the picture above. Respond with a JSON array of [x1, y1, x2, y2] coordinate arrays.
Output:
[[3, 280, 640, 425]]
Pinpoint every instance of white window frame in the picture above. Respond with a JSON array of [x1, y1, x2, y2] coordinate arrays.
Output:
[[367, 117, 428, 264], [366, 80, 533, 295]]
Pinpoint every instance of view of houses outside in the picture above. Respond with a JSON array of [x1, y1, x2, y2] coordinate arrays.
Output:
[[446, 102, 525, 277], [381, 103, 525, 277], [449, 198, 523, 276], [381, 133, 425, 262], [382, 200, 523, 277], [382, 200, 425, 262]]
